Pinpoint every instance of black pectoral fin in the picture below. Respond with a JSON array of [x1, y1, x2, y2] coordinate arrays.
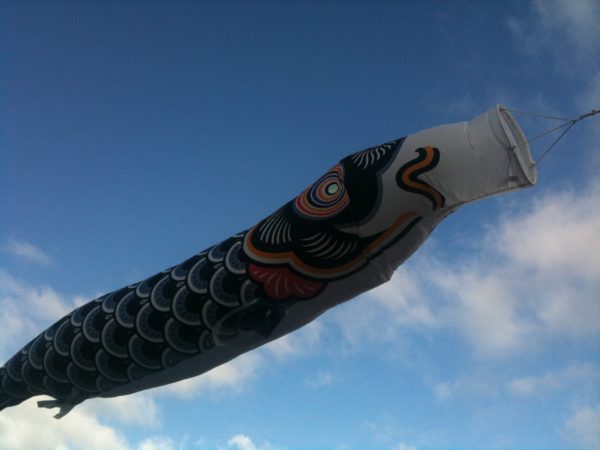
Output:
[[237, 304, 284, 337], [213, 303, 286, 347], [37, 399, 76, 419]]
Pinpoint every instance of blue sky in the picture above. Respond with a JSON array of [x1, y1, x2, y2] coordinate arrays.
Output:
[[1, 1, 599, 449]]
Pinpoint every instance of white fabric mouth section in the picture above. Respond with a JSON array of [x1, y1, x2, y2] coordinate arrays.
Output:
[[498, 105, 537, 185]]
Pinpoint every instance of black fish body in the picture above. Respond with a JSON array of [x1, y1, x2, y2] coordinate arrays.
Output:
[[0, 106, 536, 417]]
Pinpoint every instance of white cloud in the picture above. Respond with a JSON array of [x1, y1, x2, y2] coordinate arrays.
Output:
[[306, 370, 334, 388], [83, 393, 161, 428], [507, 373, 559, 397], [496, 189, 600, 281], [226, 434, 280, 450], [436, 269, 528, 356], [435, 185, 600, 357], [507, 0, 600, 149], [433, 382, 453, 402], [0, 397, 130, 450], [494, 188, 600, 338], [506, 0, 600, 169], [0, 270, 71, 322], [0, 396, 182, 450], [330, 264, 438, 349], [432, 374, 498, 403], [533, 0, 600, 55], [364, 419, 423, 450], [4, 239, 53, 266], [137, 436, 176, 450], [228, 435, 257, 450], [264, 320, 322, 360], [367, 267, 438, 328], [506, 363, 600, 397], [160, 352, 264, 399], [392, 443, 417, 450], [0, 301, 30, 363], [0, 271, 75, 361], [580, 69, 600, 111], [564, 404, 600, 450], [507, 0, 600, 61]]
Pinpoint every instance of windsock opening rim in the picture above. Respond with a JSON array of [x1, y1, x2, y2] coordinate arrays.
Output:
[[497, 105, 537, 185]]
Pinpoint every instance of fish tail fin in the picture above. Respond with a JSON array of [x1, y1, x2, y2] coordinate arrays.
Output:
[[0, 366, 31, 414], [0, 394, 20, 412]]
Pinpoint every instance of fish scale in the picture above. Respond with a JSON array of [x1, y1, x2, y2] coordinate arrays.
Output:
[[0, 233, 262, 417]]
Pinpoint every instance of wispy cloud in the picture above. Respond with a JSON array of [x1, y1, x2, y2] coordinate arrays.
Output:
[[438, 185, 600, 357], [0, 271, 75, 361], [0, 398, 130, 450], [432, 361, 600, 417], [330, 263, 438, 351], [506, 0, 600, 167], [496, 188, 600, 282], [507, 0, 600, 61], [306, 370, 335, 388], [432, 374, 498, 403], [0, 397, 187, 450], [0, 271, 71, 321], [363, 419, 422, 450], [506, 363, 600, 397], [564, 403, 600, 450], [392, 443, 417, 450], [227, 435, 257, 450], [226, 434, 281, 450], [83, 393, 161, 428], [435, 268, 529, 356], [137, 436, 176, 450], [4, 239, 53, 266], [159, 352, 264, 399], [264, 320, 322, 360]]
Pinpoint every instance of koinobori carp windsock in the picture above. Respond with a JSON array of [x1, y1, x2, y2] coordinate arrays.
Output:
[[0, 105, 536, 417]]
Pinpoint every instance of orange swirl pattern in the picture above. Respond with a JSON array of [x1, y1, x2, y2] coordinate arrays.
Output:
[[396, 146, 445, 210]]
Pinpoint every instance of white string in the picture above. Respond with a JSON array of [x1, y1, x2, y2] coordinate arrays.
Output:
[[506, 108, 599, 165], [502, 107, 572, 122], [534, 122, 576, 165]]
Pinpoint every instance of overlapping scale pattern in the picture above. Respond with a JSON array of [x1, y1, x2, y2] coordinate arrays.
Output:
[[0, 232, 273, 415]]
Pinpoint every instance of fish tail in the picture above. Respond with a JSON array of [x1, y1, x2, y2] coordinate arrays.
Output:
[[0, 394, 21, 412], [0, 365, 31, 413]]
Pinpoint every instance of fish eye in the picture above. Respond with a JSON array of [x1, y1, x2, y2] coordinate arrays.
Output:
[[325, 182, 339, 196], [293, 165, 350, 219]]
